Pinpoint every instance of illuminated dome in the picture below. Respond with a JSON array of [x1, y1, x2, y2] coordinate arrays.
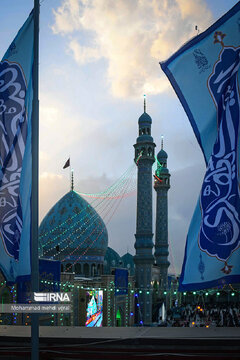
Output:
[[39, 190, 108, 276]]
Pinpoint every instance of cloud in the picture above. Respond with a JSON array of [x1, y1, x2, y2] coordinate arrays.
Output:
[[39, 172, 67, 221], [39, 91, 101, 172], [52, 0, 83, 34], [38, 84, 138, 183], [51, 0, 213, 98], [68, 39, 102, 64]]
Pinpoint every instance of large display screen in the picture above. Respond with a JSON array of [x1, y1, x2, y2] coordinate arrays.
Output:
[[85, 290, 103, 327]]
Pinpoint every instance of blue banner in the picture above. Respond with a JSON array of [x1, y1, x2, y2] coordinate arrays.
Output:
[[115, 268, 128, 295], [161, 3, 240, 290], [0, 12, 34, 283]]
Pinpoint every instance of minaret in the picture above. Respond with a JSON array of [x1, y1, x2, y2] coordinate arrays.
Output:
[[154, 136, 170, 292], [134, 96, 155, 324]]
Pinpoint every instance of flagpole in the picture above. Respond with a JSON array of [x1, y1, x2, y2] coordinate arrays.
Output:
[[31, 0, 40, 359]]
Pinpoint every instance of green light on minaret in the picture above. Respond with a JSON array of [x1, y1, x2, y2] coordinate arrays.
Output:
[[154, 155, 162, 169]]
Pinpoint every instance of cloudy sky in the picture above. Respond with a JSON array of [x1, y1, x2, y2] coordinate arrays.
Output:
[[0, 0, 238, 274]]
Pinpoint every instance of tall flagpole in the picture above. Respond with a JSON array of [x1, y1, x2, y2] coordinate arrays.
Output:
[[32, 0, 40, 359]]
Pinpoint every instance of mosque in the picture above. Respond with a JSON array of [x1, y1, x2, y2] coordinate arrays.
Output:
[[0, 100, 172, 327]]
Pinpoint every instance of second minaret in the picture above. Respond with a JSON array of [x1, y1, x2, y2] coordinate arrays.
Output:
[[154, 137, 170, 292]]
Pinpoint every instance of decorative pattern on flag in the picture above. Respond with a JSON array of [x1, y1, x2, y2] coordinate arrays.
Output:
[[0, 61, 28, 260], [200, 38, 240, 271], [0, 12, 34, 282], [160, 3, 240, 290]]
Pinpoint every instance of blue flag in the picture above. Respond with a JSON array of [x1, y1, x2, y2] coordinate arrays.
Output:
[[0, 12, 34, 283], [115, 268, 128, 295], [161, 3, 240, 291]]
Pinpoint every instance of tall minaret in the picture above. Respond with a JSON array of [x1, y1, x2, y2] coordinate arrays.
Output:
[[133, 96, 155, 325], [154, 136, 170, 292]]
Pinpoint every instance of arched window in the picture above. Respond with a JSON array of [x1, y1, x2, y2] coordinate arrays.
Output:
[[61, 264, 64, 272], [97, 264, 101, 275], [148, 147, 152, 156], [65, 263, 72, 273], [116, 308, 122, 327], [91, 264, 96, 276], [75, 263, 82, 275], [84, 263, 89, 276]]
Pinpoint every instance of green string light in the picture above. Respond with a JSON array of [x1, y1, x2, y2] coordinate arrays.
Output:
[[63, 171, 136, 271]]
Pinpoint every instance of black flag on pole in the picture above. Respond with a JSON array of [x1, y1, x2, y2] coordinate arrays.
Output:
[[63, 158, 70, 169]]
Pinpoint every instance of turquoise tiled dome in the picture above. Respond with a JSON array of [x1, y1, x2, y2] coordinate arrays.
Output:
[[157, 148, 168, 160], [39, 191, 108, 259], [103, 247, 121, 274], [121, 252, 135, 275], [103, 248, 135, 275], [138, 112, 152, 125]]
